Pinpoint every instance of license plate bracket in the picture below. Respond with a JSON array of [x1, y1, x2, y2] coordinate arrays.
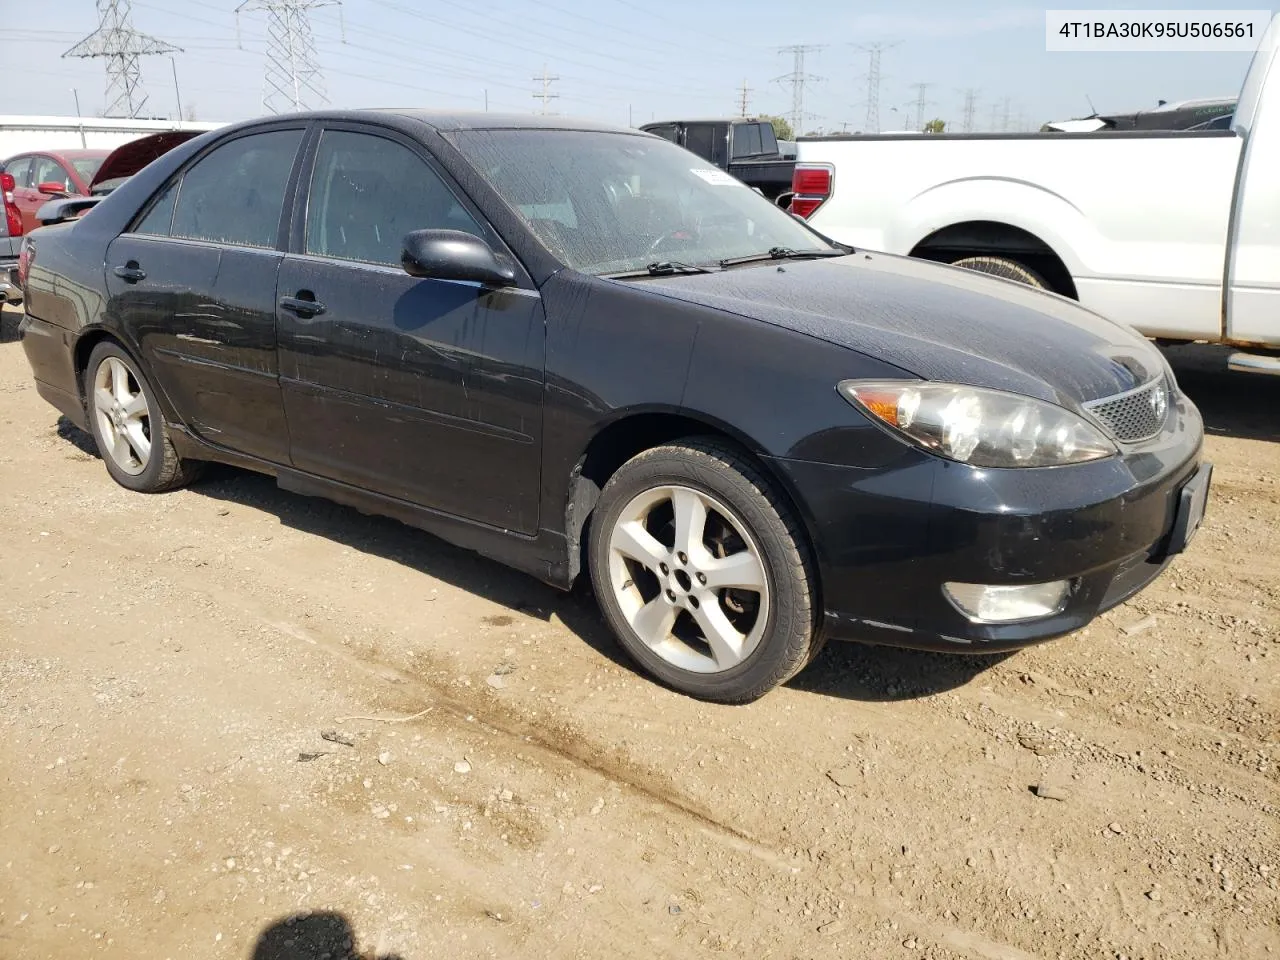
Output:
[[1165, 462, 1213, 556]]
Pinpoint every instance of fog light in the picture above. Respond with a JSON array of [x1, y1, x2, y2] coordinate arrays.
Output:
[[943, 581, 1070, 623]]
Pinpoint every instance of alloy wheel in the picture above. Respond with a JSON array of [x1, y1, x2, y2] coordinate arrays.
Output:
[[606, 484, 770, 674], [92, 356, 151, 476]]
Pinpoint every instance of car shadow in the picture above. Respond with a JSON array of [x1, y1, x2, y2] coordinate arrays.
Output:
[[790, 641, 1012, 702], [54, 415, 1010, 703], [0, 306, 22, 344], [250, 911, 404, 960], [1162, 343, 1280, 442]]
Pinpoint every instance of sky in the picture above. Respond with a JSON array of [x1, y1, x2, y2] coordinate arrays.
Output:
[[6, 1, 1263, 133]]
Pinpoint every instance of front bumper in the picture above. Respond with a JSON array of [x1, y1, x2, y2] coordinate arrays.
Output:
[[770, 392, 1206, 653]]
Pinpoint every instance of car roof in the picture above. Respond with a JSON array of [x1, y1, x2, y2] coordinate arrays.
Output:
[[41, 149, 111, 159], [212, 109, 644, 136], [640, 118, 766, 126]]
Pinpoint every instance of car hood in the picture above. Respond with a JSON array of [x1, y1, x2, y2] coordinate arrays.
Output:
[[638, 252, 1166, 406], [88, 131, 204, 190]]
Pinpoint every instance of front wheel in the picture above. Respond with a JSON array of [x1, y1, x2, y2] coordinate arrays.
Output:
[[83, 341, 200, 493], [589, 439, 821, 703]]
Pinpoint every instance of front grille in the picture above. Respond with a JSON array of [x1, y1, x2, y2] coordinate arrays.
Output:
[[1084, 377, 1170, 443]]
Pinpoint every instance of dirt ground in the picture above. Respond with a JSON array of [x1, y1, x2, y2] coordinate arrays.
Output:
[[0, 305, 1276, 960]]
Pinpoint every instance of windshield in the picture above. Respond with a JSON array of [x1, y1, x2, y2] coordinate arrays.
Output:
[[72, 157, 105, 182], [450, 129, 837, 276]]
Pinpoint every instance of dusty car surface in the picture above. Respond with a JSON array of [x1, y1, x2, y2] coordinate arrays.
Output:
[[17, 110, 1209, 702]]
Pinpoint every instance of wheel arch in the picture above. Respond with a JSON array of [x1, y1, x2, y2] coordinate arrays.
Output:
[[562, 409, 819, 591], [910, 220, 1079, 299]]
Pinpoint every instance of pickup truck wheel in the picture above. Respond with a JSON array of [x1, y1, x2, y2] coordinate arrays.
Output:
[[589, 438, 820, 703], [950, 255, 1048, 290]]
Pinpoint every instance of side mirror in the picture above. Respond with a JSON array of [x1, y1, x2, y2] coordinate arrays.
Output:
[[401, 229, 517, 288], [37, 181, 68, 197]]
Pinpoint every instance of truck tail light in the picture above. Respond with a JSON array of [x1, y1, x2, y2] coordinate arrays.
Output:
[[1, 172, 21, 237], [789, 163, 833, 219]]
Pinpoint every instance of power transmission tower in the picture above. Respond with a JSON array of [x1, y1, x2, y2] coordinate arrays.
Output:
[[533, 64, 559, 114], [909, 82, 935, 132], [775, 44, 824, 136], [1000, 97, 1012, 131], [737, 79, 752, 117], [960, 87, 979, 133], [236, 0, 338, 114], [63, 0, 181, 118], [854, 42, 900, 135]]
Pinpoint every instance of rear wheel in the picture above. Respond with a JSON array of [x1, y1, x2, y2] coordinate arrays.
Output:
[[84, 341, 200, 493], [950, 255, 1048, 289], [589, 438, 820, 703]]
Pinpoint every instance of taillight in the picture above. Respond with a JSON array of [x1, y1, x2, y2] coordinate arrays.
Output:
[[1, 172, 21, 237], [789, 163, 833, 220], [17, 238, 32, 289]]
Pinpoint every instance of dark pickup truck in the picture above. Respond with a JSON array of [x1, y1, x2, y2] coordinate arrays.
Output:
[[639, 118, 795, 203]]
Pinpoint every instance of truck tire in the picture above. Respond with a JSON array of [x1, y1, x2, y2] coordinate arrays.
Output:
[[950, 255, 1048, 290]]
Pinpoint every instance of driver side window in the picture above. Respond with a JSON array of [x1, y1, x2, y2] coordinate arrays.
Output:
[[305, 130, 483, 267]]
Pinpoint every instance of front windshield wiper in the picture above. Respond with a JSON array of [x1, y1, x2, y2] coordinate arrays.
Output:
[[602, 260, 716, 279], [719, 246, 847, 268]]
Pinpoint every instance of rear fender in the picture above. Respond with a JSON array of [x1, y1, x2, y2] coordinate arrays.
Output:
[[894, 178, 1089, 277]]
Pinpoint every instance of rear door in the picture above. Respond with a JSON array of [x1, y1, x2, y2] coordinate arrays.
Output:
[[276, 124, 545, 534], [103, 126, 307, 464]]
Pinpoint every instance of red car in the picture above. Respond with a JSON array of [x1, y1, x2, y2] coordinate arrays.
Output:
[[0, 149, 110, 234]]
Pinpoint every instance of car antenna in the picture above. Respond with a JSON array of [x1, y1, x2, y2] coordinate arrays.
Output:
[[1085, 94, 1098, 117]]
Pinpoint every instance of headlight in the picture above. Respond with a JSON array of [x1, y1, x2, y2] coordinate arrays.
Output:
[[838, 380, 1117, 467]]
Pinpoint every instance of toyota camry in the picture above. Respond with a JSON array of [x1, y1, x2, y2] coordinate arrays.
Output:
[[16, 110, 1210, 702]]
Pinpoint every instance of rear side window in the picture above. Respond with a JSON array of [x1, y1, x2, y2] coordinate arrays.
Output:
[[171, 129, 303, 248], [683, 124, 715, 160], [304, 129, 483, 267], [5, 157, 32, 188], [644, 124, 678, 143], [731, 123, 764, 159], [133, 181, 178, 236]]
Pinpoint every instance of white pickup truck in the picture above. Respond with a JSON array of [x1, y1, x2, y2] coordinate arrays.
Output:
[[791, 16, 1280, 374]]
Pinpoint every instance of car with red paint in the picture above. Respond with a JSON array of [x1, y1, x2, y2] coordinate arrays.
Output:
[[0, 149, 110, 234]]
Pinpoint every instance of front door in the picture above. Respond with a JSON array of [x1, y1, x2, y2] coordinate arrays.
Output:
[[277, 127, 545, 534], [103, 127, 306, 464]]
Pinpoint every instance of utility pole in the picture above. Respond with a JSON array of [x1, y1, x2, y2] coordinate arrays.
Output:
[[532, 64, 559, 114], [960, 87, 979, 133], [909, 82, 934, 132], [236, 0, 339, 114], [1000, 97, 1012, 131], [775, 44, 824, 136], [737, 79, 752, 117], [853, 41, 900, 135], [63, 0, 181, 118]]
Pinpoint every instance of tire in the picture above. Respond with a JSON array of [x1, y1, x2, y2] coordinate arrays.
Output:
[[950, 255, 1048, 290], [83, 341, 200, 493], [588, 438, 820, 703]]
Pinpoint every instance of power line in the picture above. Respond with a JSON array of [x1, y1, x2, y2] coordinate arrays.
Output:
[[908, 82, 934, 132], [960, 87, 979, 133], [737, 79, 751, 118], [63, 0, 182, 118], [533, 64, 559, 114], [854, 41, 899, 135], [775, 44, 824, 136], [235, 0, 340, 114]]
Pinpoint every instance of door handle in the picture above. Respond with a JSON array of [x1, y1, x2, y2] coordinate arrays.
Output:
[[113, 264, 146, 283], [279, 295, 326, 318]]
